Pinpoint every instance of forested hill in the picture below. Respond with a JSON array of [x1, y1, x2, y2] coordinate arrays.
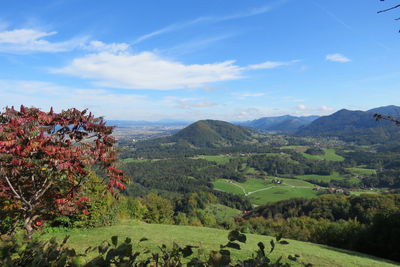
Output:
[[296, 105, 400, 144], [239, 115, 319, 133], [171, 120, 258, 147]]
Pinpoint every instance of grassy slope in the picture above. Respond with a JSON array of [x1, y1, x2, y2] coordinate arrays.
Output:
[[213, 179, 245, 194], [39, 222, 398, 267]]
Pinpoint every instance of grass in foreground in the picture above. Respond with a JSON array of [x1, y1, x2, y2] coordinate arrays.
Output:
[[38, 221, 398, 267]]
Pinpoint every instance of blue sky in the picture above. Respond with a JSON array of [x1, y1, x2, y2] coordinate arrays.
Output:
[[0, 0, 400, 121]]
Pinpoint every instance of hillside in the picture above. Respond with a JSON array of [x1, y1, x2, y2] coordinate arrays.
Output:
[[296, 106, 400, 143], [239, 115, 319, 133], [40, 221, 398, 267]]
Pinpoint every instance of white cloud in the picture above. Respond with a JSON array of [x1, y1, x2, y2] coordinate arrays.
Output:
[[54, 51, 243, 90], [234, 92, 266, 99], [0, 28, 87, 53], [246, 60, 299, 70], [297, 104, 307, 110], [294, 104, 335, 115], [235, 107, 263, 120], [54, 49, 299, 90], [319, 105, 334, 112], [325, 53, 351, 63]]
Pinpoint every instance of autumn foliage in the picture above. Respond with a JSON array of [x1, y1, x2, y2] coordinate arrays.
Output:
[[0, 106, 124, 238]]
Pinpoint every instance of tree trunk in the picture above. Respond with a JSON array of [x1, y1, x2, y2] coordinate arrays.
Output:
[[24, 215, 38, 239]]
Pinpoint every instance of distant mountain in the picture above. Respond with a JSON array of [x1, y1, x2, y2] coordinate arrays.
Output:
[[296, 105, 400, 144], [238, 115, 319, 133]]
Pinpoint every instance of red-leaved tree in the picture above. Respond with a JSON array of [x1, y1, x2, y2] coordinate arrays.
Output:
[[0, 106, 125, 238]]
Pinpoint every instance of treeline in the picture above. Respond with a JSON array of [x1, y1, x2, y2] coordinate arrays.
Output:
[[119, 143, 277, 159], [244, 194, 400, 223], [237, 193, 400, 261]]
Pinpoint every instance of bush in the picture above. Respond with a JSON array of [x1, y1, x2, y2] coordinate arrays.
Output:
[[304, 147, 325, 155]]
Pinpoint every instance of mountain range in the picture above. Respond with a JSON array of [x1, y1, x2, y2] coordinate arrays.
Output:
[[296, 105, 400, 143], [238, 115, 319, 133]]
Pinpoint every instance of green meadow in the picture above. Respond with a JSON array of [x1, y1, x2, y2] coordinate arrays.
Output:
[[301, 148, 345, 162], [213, 178, 320, 205], [296, 172, 360, 184], [195, 155, 235, 164], [248, 187, 321, 205], [346, 167, 376, 176]]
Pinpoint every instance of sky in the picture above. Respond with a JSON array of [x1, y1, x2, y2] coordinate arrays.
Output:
[[1, 0, 400, 121]]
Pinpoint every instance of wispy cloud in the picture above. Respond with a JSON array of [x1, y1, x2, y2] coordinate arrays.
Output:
[[132, 2, 283, 45], [326, 53, 351, 63], [0, 27, 131, 54], [173, 98, 218, 109], [162, 33, 236, 56], [0, 28, 87, 53], [246, 60, 299, 70]]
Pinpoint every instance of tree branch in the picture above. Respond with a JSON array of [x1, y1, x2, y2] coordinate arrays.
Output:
[[32, 180, 51, 202], [5, 176, 22, 200], [378, 4, 400, 14]]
